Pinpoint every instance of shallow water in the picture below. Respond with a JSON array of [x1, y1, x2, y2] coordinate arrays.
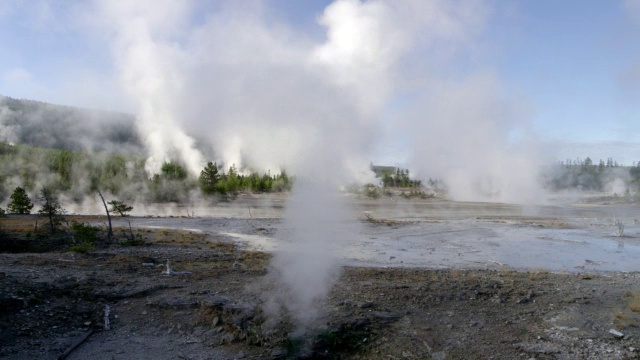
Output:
[[110, 196, 640, 272]]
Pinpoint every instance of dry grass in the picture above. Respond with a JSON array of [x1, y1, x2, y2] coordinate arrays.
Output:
[[627, 293, 640, 313], [528, 269, 550, 281], [136, 228, 208, 246], [613, 292, 640, 329]]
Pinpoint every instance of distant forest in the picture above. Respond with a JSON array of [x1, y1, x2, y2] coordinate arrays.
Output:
[[546, 157, 640, 194], [0, 95, 141, 153], [1, 95, 639, 207], [0, 142, 291, 204], [0, 95, 290, 204]]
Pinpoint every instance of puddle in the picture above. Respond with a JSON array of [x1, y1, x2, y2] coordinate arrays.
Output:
[[219, 232, 278, 252], [141, 225, 204, 233]]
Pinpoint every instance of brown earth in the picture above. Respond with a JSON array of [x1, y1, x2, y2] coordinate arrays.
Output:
[[1, 216, 639, 359]]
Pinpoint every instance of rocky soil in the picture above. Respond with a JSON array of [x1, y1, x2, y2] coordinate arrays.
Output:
[[1, 216, 640, 359]]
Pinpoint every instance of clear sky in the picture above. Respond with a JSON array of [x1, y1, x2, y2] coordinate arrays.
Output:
[[0, 0, 638, 165]]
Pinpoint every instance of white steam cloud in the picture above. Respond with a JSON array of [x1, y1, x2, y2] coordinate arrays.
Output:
[[87, 0, 545, 328], [403, 73, 546, 203], [96, 1, 205, 175], [89, 0, 544, 201], [68, 0, 548, 329], [0, 0, 552, 327], [264, 181, 355, 332]]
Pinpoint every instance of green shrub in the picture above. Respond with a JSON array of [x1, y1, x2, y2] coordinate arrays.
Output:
[[364, 184, 379, 198], [71, 221, 100, 243], [70, 221, 100, 253], [70, 243, 97, 253], [120, 221, 146, 246], [120, 233, 145, 247]]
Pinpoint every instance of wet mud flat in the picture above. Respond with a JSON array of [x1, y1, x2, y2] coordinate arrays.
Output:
[[115, 197, 640, 273]]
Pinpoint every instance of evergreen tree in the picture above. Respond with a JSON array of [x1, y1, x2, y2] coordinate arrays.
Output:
[[225, 164, 240, 195], [7, 187, 34, 214], [161, 161, 188, 180], [108, 200, 133, 216], [199, 162, 220, 195], [38, 187, 66, 233]]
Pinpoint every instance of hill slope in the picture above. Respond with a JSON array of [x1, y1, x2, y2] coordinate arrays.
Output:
[[0, 95, 142, 154]]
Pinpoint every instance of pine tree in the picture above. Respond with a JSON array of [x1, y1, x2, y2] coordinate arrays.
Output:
[[37, 187, 65, 233], [198, 162, 220, 195], [7, 187, 34, 214], [107, 200, 133, 216]]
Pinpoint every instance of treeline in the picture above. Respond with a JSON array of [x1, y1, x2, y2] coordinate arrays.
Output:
[[0, 185, 147, 253], [351, 164, 439, 199], [0, 142, 292, 205], [198, 162, 291, 196], [371, 165, 423, 188], [546, 157, 640, 193]]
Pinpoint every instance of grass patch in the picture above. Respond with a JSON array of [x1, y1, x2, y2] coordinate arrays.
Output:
[[70, 243, 97, 253], [626, 293, 640, 313]]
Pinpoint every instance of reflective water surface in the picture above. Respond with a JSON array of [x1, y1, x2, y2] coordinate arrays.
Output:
[[109, 196, 639, 272]]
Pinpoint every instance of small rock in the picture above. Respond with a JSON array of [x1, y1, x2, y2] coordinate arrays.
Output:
[[609, 329, 624, 338], [358, 301, 374, 309], [220, 332, 236, 344], [271, 348, 287, 359], [402, 350, 414, 358], [370, 311, 402, 321]]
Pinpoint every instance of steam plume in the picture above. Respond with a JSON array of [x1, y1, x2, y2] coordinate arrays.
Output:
[[85, 0, 545, 206], [2, 0, 556, 328], [86, 0, 547, 327], [96, 1, 205, 175]]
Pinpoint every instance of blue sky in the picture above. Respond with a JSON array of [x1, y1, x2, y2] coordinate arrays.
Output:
[[497, 1, 639, 143], [0, 0, 638, 165]]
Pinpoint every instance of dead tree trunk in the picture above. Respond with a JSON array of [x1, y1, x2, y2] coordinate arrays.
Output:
[[98, 191, 113, 240]]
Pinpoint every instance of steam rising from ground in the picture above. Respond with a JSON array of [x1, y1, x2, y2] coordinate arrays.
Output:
[[4, 0, 558, 330], [88, 0, 546, 203], [402, 74, 547, 203], [96, 1, 205, 175], [0, 0, 550, 200], [264, 181, 355, 333]]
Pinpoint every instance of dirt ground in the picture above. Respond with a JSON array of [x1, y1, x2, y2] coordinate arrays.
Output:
[[1, 215, 640, 359]]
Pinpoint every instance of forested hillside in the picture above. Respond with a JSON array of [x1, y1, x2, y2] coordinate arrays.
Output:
[[0, 95, 141, 153], [0, 142, 291, 206], [0, 96, 291, 206]]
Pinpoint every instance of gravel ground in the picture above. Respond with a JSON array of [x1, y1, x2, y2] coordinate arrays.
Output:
[[0, 231, 639, 359], [1, 196, 639, 359]]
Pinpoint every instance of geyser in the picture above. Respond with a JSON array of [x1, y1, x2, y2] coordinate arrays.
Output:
[[264, 180, 356, 333], [76, 0, 556, 335]]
